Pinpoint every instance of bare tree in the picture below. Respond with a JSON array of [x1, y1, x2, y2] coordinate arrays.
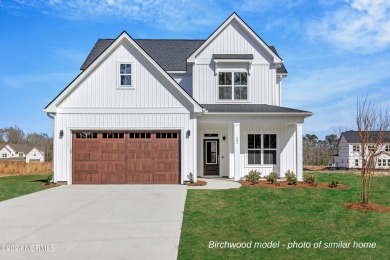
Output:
[[356, 98, 390, 204], [4, 126, 25, 144]]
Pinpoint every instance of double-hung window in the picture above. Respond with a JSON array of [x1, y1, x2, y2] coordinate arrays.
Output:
[[352, 145, 360, 152], [119, 63, 132, 87], [218, 72, 247, 100], [248, 134, 277, 165]]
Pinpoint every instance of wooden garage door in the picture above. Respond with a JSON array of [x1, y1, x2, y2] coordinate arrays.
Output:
[[72, 131, 180, 184]]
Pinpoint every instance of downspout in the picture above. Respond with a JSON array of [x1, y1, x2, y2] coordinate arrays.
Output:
[[46, 112, 55, 183]]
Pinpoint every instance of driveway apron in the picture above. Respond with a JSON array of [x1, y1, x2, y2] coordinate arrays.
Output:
[[0, 185, 187, 260]]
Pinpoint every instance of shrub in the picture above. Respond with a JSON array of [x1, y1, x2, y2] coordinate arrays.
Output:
[[274, 180, 280, 186], [244, 170, 261, 185], [45, 174, 53, 185], [264, 172, 278, 184], [329, 180, 339, 188], [285, 170, 297, 185], [187, 172, 194, 184], [304, 173, 317, 186]]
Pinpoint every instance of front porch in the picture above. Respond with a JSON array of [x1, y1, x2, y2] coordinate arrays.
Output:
[[196, 119, 304, 182]]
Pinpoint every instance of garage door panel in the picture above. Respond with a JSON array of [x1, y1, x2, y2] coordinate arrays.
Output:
[[99, 173, 126, 184], [73, 173, 99, 184], [128, 173, 154, 184], [72, 131, 180, 184]]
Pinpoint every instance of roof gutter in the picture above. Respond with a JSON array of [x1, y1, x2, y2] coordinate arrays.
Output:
[[47, 112, 55, 119]]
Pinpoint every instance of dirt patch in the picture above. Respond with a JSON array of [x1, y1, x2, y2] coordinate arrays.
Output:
[[239, 180, 350, 190], [304, 165, 327, 171], [187, 180, 207, 186], [343, 202, 390, 212], [39, 183, 59, 188]]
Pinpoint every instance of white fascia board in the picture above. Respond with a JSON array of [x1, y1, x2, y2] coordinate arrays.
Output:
[[202, 112, 313, 118], [187, 13, 282, 64], [45, 32, 202, 113]]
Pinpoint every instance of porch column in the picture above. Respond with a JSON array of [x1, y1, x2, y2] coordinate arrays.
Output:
[[296, 123, 303, 181], [234, 123, 241, 181]]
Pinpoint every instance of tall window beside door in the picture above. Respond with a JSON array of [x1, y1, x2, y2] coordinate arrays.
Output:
[[248, 134, 277, 165], [218, 72, 247, 100]]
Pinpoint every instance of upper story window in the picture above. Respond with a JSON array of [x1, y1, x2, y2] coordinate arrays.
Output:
[[19, 153, 23, 158], [218, 72, 247, 100], [385, 145, 390, 152], [118, 63, 132, 88], [2, 153, 7, 158], [352, 145, 360, 152]]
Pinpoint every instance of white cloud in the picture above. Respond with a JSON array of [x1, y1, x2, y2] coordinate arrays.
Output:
[[307, 0, 390, 53], [2, 0, 226, 32]]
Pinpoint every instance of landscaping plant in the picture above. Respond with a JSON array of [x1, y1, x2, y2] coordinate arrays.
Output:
[[304, 172, 317, 186], [285, 170, 297, 185], [264, 172, 278, 184], [244, 170, 261, 185], [329, 180, 339, 188]]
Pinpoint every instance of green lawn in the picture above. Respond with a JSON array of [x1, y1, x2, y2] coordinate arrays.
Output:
[[178, 173, 390, 259], [0, 174, 55, 202]]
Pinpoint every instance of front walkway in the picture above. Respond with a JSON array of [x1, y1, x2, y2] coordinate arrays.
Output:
[[188, 178, 241, 190], [0, 185, 187, 260]]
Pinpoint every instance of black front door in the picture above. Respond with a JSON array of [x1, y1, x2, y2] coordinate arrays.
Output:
[[204, 139, 219, 175]]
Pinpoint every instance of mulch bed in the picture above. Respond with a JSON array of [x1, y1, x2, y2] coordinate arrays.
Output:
[[342, 202, 390, 212], [239, 180, 350, 190], [39, 183, 59, 187], [187, 180, 207, 186]]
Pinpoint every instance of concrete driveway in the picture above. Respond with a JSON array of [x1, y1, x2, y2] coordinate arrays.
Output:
[[0, 185, 187, 260]]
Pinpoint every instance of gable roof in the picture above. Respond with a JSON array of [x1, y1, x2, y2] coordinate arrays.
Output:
[[341, 131, 390, 143], [201, 104, 312, 116], [45, 32, 203, 113], [2, 144, 45, 154], [80, 41, 287, 74], [187, 13, 283, 65], [80, 39, 205, 71]]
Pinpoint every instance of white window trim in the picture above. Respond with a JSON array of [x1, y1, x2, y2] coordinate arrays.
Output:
[[352, 145, 360, 152], [245, 131, 278, 167], [216, 69, 250, 103], [117, 61, 135, 90]]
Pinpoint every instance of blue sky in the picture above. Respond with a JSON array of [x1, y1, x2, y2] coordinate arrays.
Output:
[[0, 0, 389, 139]]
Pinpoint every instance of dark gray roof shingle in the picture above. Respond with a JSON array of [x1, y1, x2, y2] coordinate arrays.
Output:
[[201, 104, 311, 114], [342, 131, 390, 143], [80, 39, 288, 74], [213, 54, 254, 59], [80, 39, 204, 71], [269, 46, 288, 74]]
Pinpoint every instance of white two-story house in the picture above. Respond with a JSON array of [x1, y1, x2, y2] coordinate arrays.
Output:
[[334, 130, 390, 169], [45, 13, 312, 185], [0, 144, 45, 162]]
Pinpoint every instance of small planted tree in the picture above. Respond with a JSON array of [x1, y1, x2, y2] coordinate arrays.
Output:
[[356, 98, 390, 204]]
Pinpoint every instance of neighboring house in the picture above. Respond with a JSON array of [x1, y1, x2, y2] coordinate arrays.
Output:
[[334, 131, 390, 169], [45, 13, 312, 185], [0, 144, 45, 162]]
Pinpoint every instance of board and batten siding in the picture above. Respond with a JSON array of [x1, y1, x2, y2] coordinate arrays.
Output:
[[192, 21, 279, 105], [53, 113, 196, 184], [60, 42, 191, 109], [193, 64, 278, 105], [239, 123, 297, 177]]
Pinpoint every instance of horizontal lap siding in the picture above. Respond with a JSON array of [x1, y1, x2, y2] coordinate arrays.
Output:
[[54, 113, 194, 184]]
